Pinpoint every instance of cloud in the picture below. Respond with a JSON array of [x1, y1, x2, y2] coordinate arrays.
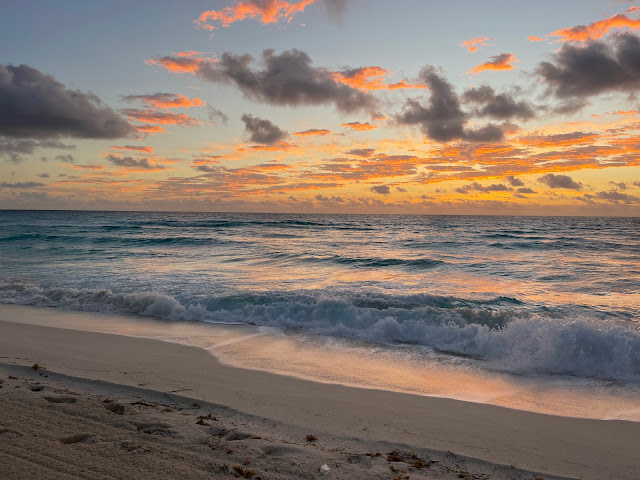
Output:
[[110, 145, 154, 153], [206, 106, 229, 124], [537, 33, 640, 98], [38, 173, 50, 178], [0, 138, 75, 159], [293, 128, 331, 136], [149, 49, 376, 114], [462, 85, 535, 120], [456, 182, 511, 194], [341, 121, 377, 131], [195, 0, 317, 30], [333, 66, 426, 91], [467, 53, 518, 75], [395, 66, 505, 142], [516, 187, 536, 194], [506, 175, 524, 186], [121, 93, 203, 109], [460, 37, 492, 52], [0, 181, 45, 189], [145, 54, 213, 74], [594, 190, 640, 203], [538, 173, 583, 189], [370, 184, 390, 195], [106, 154, 166, 170], [528, 36, 543, 42], [345, 148, 375, 157], [323, 0, 348, 23], [241, 114, 288, 145], [548, 11, 640, 42], [0, 64, 133, 139], [122, 109, 202, 126], [54, 154, 75, 163]]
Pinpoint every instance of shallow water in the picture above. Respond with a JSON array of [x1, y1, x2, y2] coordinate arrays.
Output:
[[1, 210, 639, 385]]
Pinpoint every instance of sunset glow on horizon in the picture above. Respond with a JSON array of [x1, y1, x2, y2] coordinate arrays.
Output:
[[1, 0, 640, 215]]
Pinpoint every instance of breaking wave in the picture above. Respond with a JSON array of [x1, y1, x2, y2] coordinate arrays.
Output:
[[1, 279, 638, 382]]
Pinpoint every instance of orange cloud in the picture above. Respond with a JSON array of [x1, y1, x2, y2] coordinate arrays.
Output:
[[549, 11, 640, 42], [609, 110, 639, 116], [110, 145, 155, 153], [195, 0, 317, 30], [124, 93, 204, 109], [333, 66, 426, 91], [145, 52, 217, 74], [136, 124, 167, 135], [123, 109, 203, 126], [460, 37, 492, 52], [249, 141, 296, 151], [517, 132, 600, 148], [341, 122, 378, 131], [528, 36, 543, 42], [293, 128, 331, 136], [467, 53, 518, 75], [62, 164, 105, 170]]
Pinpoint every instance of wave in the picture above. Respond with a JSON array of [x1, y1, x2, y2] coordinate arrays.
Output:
[[1, 280, 638, 382]]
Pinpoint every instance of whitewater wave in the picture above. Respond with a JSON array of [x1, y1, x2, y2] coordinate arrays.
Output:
[[1, 279, 639, 382]]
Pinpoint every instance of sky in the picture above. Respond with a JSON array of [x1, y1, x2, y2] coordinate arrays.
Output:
[[1, 0, 640, 215]]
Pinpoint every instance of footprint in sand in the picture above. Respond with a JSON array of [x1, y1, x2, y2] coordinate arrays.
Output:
[[60, 434, 95, 444], [44, 396, 77, 404], [0, 428, 23, 439], [104, 403, 127, 415], [131, 422, 173, 436]]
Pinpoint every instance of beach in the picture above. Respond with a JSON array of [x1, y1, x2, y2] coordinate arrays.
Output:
[[1, 308, 639, 480]]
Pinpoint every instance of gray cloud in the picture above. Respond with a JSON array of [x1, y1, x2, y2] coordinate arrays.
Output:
[[506, 175, 524, 186], [54, 154, 75, 163], [106, 155, 165, 170], [38, 173, 50, 178], [516, 187, 536, 194], [538, 33, 640, 98], [462, 85, 535, 120], [0, 64, 133, 139], [345, 148, 375, 157], [395, 66, 504, 142], [206, 106, 229, 125], [241, 114, 288, 145], [0, 181, 45, 189], [456, 182, 511, 194], [594, 190, 640, 204], [191, 49, 376, 113], [323, 0, 348, 23], [370, 184, 390, 195], [538, 173, 583, 190]]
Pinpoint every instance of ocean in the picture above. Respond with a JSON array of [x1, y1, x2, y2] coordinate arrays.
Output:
[[1, 210, 639, 415]]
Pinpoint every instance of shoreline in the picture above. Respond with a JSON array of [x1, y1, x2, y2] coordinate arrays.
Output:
[[2, 304, 640, 423], [1, 316, 640, 479]]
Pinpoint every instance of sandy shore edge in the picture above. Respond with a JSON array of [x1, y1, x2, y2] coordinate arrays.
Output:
[[1, 317, 639, 479]]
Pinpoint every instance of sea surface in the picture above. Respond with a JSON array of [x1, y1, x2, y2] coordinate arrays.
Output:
[[1, 210, 639, 394]]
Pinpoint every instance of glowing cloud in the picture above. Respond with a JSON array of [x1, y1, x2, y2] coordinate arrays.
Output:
[[110, 145, 155, 153], [341, 122, 378, 131], [549, 11, 640, 42], [145, 52, 218, 74], [122, 109, 203, 126], [195, 0, 317, 31], [460, 37, 492, 52], [333, 66, 426, 91], [293, 128, 331, 136], [122, 93, 204, 109], [528, 36, 543, 42], [467, 53, 518, 75]]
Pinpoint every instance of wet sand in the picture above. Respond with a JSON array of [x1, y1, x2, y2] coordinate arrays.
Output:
[[0, 312, 639, 479]]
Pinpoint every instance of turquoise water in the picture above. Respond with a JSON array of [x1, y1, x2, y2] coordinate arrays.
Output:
[[1, 210, 639, 382]]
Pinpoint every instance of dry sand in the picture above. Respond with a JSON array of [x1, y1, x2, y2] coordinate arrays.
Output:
[[1, 315, 639, 479]]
